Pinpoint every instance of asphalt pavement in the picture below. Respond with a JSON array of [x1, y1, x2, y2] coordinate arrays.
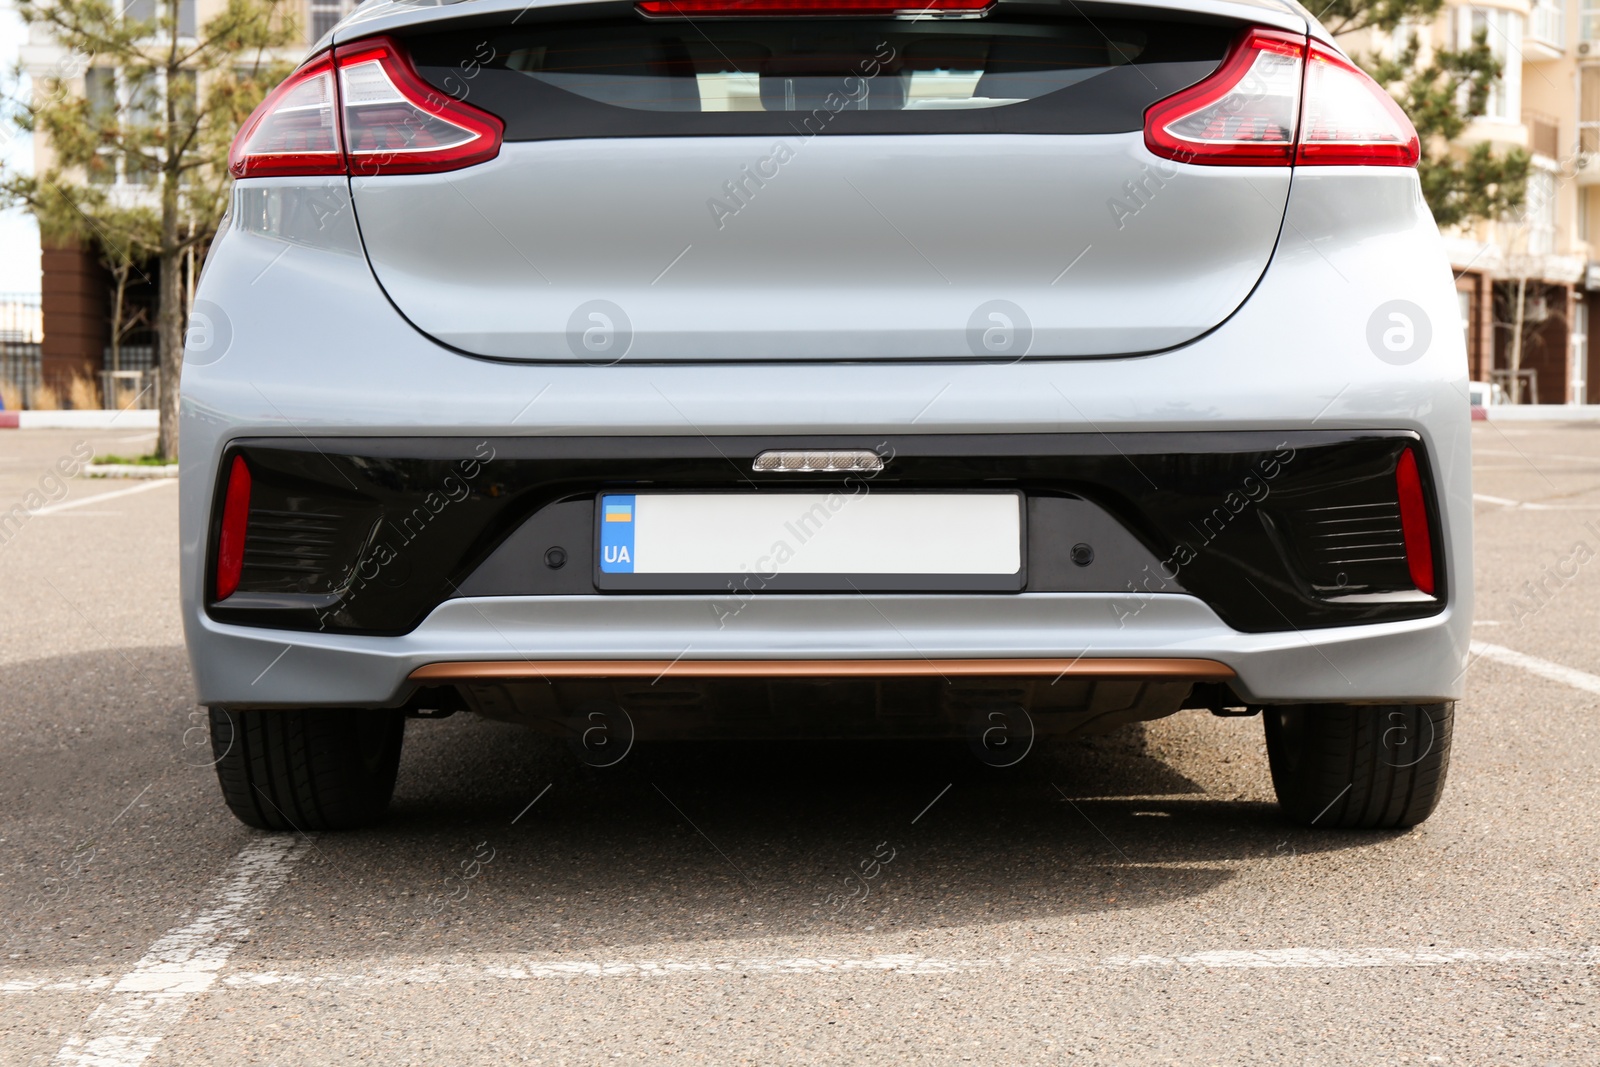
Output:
[[2, 422, 1598, 1065]]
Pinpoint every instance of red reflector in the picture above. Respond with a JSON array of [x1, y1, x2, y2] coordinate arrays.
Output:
[[1394, 448, 1435, 595], [216, 456, 252, 601], [637, 0, 991, 14]]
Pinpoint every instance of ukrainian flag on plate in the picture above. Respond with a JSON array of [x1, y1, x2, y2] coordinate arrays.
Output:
[[599, 495, 636, 572]]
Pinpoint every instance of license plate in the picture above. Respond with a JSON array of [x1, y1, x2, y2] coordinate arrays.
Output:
[[595, 492, 1024, 592]]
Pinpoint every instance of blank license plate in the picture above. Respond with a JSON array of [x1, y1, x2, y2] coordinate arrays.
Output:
[[595, 492, 1023, 591]]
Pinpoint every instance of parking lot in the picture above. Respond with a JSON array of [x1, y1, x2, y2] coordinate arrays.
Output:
[[2, 421, 1598, 1065]]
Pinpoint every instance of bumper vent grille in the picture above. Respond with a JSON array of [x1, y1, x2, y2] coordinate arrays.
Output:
[[242, 508, 353, 592], [1270, 477, 1417, 597], [1302, 501, 1406, 570]]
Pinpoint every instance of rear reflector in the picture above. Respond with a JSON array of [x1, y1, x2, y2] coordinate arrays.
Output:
[[1144, 28, 1420, 168], [216, 456, 252, 601], [229, 37, 503, 178], [637, 0, 992, 14], [1394, 448, 1435, 595]]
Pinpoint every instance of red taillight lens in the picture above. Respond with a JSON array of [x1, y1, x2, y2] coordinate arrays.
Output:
[[228, 37, 504, 179], [335, 39, 504, 175], [1394, 448, 1435, 595], [1145, 29, 1304, 166], [1297, 40, 1420, 166], [638, 0, 991, 13], [229, 54, 343, 178], [215, 455, 252, 601], [1144, 28, 1420, 168]]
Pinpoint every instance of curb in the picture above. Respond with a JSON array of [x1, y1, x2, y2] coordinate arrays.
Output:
[[1481, 405, 1600, 421], [0, 410, 159, 429], [84, 464, 179, 479]]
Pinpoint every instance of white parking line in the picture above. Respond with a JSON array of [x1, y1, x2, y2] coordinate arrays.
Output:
[[1470, 641, 1600, 696], [49, 836, 312, 1067], [1474, 448, 1600, 464], [170, 946, 1600, 985], [32, 479, 174, 517], [1471, 492, 1600, 511], [9, 945, 1598, 997]]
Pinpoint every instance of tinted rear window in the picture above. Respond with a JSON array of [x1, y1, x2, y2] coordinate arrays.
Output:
[[406, 10, 1233, 140]]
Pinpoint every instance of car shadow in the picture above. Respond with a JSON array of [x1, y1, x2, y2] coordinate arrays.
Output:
[[0, 647, 1414, 967], [286, 711, 1406, 958]]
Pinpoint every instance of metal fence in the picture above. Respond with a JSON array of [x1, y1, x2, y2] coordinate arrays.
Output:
[[0, 294, 44, 409], [100, 364, 160, 411], [1, 297, 160, 410]]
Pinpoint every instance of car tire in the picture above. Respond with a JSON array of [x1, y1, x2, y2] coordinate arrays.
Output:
[[209, 708, 405, 831], [1263, 702, 1452, 829]]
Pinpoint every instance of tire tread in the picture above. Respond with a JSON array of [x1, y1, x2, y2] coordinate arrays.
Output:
[[1265, 702, 1453, 830], [209, 708, 403, 831]]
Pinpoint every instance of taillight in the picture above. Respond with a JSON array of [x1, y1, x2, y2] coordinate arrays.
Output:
[[335, 39, 504, 175], [229, 54, 343, 178], [1394, 448, 1436, 595], [1297, 41, 1420, 166], [637, 0, 991, 13], [215, 456, 252, 601], [228, 37, 503, 179], [1145, 29, 1304, 166], [1144, 29, 1420, 168]]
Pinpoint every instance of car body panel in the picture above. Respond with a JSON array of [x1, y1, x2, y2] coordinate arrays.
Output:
[[181, 165, 1472, 707], [349, 137, 1292, 361]]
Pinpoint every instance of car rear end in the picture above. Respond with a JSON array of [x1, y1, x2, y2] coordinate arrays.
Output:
[[183, 0, 1471, 830]]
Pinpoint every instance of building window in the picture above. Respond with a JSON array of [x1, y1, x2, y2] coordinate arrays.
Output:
[[310, 0, 354, 41], [1525, 167, 1558, 256], [82, 67, 192, 187], [1530, 0, 1564, 46], [1458, 7, 1522, 122], [1585, 0, 1600, 41], [122, 0, 197, 37]]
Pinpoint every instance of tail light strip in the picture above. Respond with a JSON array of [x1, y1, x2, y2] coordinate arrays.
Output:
[[1145, 28, 1420, 168], [229, 37, 504, 178], [637, 0, 992, 14]]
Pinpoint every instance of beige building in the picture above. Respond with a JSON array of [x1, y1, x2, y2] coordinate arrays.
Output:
[[1344, 0, 1600, 403]]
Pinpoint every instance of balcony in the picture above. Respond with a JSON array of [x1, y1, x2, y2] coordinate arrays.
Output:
[[1526, 0, 1565, 59], [1525, 110, 1561, 159]]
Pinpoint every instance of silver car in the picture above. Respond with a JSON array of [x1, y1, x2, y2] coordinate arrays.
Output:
[[183, 0, 1470, 832]]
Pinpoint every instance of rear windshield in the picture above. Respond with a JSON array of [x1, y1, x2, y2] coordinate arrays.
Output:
[[405, 11, 1233, 140]]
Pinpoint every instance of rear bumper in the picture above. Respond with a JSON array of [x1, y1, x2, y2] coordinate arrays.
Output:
[[180, 168, 1473, 709], [189, 590, 1465, 708]]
